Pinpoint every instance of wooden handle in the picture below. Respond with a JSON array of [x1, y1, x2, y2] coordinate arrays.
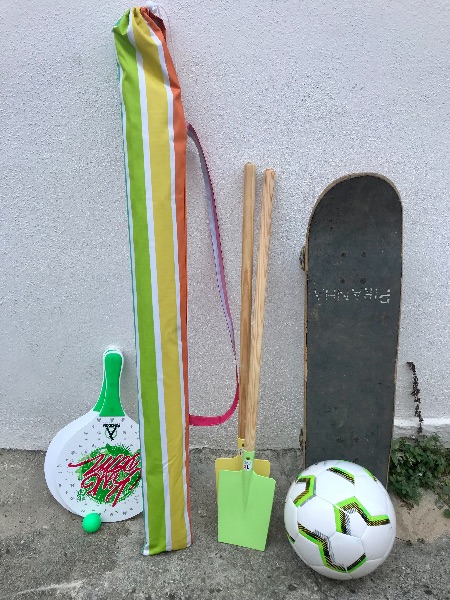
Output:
[[238, 163, 256, 439], [244, 168, 276, 452]]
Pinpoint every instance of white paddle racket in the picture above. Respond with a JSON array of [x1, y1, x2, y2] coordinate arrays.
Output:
[[44, 348, 117, 512], [54, 350, 142, 521]]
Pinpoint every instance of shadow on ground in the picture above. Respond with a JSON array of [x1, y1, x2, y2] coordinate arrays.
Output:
[[0, 449, 449, 600]]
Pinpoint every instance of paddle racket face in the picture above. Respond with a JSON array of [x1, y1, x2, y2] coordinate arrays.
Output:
[[54, 351, 142, 521], [55, 415, 142, 521], [45, 409, 98, 512], [44, 348, 117, 512]]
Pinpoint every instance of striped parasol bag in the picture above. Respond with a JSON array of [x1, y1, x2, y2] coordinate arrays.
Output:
[[113, 7, 238, 555]]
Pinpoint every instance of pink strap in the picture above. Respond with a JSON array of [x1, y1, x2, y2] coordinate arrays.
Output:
[[186, 123, 239, 426]]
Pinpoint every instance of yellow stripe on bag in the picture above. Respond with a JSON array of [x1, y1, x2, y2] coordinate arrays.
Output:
[[132, 10, 188, 551]]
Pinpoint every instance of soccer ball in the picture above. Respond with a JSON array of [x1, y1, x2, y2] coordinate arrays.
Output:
[[284, 460, 396, 580]]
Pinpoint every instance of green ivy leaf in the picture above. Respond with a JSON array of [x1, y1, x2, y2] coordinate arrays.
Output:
[[389, 433, 448, 504]]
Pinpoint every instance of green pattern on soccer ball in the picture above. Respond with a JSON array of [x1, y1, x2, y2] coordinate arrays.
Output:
[[327, 467, 355, 484], [334, 496, 390, 534], [286, 531, 295, 544], [293, 475, 316, 507], [346, 554, 367, 572], [298, 523, 363, 573]]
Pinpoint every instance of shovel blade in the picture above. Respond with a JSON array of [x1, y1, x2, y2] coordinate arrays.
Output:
[[217, 468, 276, 551], [215, 456, 271, 492]]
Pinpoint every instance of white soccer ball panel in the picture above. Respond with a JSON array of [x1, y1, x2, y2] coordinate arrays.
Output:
[[329, 532, 365, 570], [301, 460, 341, 476], [349, 557, 385, 579], [284, 495, 300, 541], [361, 521, 396, 560], [381, 496, 396, 561], [382, 535, 395, 563], [347, 510, 367, 538], [353, 475, 388, 516], [312, 565, 352, 581], [315, 469, 356, 505], [292, 531, 326, 568], [297, 496, 337, 538]]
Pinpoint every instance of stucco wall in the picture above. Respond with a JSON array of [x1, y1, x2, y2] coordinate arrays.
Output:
[[1, 0, 449, 450]]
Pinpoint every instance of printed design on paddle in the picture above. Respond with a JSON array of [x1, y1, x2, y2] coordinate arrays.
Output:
[[68, 443, 141, 507], [103, 423, 120, 441]]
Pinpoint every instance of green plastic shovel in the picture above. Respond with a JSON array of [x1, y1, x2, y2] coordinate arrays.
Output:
[[217, 168, 276, 551]]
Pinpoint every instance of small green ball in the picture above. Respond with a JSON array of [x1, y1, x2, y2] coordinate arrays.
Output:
[[82, 513, 102, 533]]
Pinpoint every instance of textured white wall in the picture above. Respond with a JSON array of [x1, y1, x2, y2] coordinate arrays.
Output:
[[1, 0, 449, 450]]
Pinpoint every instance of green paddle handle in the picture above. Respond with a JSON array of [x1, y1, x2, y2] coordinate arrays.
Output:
[[99, 350, 125, 417], [245, 169, 275, 453], [92, 348, 119, 412], [93, 374, 107, 412]]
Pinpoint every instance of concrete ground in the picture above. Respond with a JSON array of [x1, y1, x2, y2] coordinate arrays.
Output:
[[0, 448, 449, 600]]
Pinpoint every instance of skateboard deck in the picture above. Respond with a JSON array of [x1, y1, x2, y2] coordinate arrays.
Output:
[[302, 174, 402, 485]]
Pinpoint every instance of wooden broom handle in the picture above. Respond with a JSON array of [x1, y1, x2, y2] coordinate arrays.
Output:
[[238, 163, 256, 439], [244, 168, 276, 452]]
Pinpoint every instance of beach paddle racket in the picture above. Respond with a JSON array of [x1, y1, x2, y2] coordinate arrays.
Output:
[[44, 348, 117, 512], [54, 350, 142, 521], [218, 169, 276, 551]]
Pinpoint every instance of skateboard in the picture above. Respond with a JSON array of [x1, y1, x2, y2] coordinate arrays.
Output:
[[301, 174, 402, 485]]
